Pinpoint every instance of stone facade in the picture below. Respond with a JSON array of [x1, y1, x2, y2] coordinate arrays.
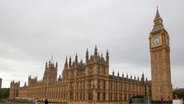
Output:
[[9, 47, 151, 104], [9, 81, 20, 98]]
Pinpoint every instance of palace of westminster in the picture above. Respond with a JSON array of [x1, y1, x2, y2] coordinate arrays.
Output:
[[9, 8, 173, 104]]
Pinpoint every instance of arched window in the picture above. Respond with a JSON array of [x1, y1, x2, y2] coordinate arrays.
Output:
[[98, 66, 100, 75]]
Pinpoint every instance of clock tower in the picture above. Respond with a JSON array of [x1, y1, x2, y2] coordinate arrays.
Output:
[[149, 8, 173, 101]]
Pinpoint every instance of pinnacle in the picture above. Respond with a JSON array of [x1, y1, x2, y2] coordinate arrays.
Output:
[[154, 8, 161, 20]]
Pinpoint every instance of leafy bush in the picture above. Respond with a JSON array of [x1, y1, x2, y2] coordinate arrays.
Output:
[[0, 88, 10, 98]]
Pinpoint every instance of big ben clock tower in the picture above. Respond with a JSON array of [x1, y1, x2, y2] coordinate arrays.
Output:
[[149, 8, 173, 101]]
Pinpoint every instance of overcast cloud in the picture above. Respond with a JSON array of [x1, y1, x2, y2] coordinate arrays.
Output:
[[0, 0, 184, 88]]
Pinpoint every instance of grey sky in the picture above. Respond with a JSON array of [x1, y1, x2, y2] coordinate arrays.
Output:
[[0, 0, 184, 88]]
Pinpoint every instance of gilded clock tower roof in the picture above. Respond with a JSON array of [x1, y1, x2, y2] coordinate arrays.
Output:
[[151, 7, 165, 33], [154, 8, 161, 20]]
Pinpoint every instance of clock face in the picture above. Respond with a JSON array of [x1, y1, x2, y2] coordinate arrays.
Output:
[[152, 38, 160, 45]]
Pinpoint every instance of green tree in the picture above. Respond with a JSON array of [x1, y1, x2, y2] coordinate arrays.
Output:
[[173, 88, 184, 99], [0, 88, 10, 98]]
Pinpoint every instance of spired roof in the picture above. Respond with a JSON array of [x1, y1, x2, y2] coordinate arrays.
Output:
[[154, 8, 161, 20], [151, 7, 165, 33]]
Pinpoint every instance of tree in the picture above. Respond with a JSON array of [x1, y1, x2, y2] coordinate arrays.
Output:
[[0, 88, 10, 98], [173, 88, 184, 99]]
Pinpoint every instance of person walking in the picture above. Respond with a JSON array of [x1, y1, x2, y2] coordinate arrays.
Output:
[[34, 98, 38, 104], [45, 98, 48, 104]]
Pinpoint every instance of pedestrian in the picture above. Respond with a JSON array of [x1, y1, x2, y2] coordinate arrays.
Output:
[[34, 98, 38, 104], [45, 98, 48, 104]]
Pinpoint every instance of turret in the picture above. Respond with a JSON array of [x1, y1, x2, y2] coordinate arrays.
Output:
[[58, 75, 61, 81], [106, 49, 109, 64], [43, 59, 58, 84], [64, 56, 68, 69], [94, 45, 98, 56], [141, 73, 144, 82], [86, 49, 89, 62], [69, 56, 72, 68], [9, 81, 20, 99], [80, 59, 83, 64], [24, 82, 26, 87], [122, 73, 124, 78], [75, 53, 78, 63]]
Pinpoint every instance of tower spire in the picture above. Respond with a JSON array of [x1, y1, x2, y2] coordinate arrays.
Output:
[[106, 49, 109, 64], [94, 45, 98, 56], [155, 6, 161, 20], [69, 56, 72, 67], [151, 6, 164, 33], [86, 48, 89, 62], [64, 56, 68, 69], [75, 53, 78, 63]]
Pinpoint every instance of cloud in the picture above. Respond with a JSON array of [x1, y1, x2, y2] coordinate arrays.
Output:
[[0, 0, 183, 88]]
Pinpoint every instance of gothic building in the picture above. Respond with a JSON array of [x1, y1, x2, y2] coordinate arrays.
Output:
[[9, 8, 172, 104]]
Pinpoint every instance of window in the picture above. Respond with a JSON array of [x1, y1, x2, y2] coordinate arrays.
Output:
[[98, 80, 100, 89], [70, 93, 73, 100], [84, 82, 85, 88], [120, 83, 122, 91], [103, 93, 106, 101], [77, 93, 78, 100], [103, 80, 106, 89], [119, 93, 122, 101], [110, 93, 112, 101], [88, 80, 92, 89], [89, 67, 93, 75], [114, 82, 116, 90], [88, 92, 92, 100], [114, 93, 117, 101], [159, 52, 161, 58], [124, 93, 127, 101], [79, 82, 82, 89], [70, 82, 73, 90], [80, 93, 82, 100], [104, 68, 106, 75], [98, 66, 100, 75], [84, 93, 85, 100], [97, 92, 100, 101], [110, 82, 112, 90]]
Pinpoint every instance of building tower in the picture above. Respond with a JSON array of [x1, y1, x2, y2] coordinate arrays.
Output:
[[43, 60, 58, 84], [149, 8, 173, 101]]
